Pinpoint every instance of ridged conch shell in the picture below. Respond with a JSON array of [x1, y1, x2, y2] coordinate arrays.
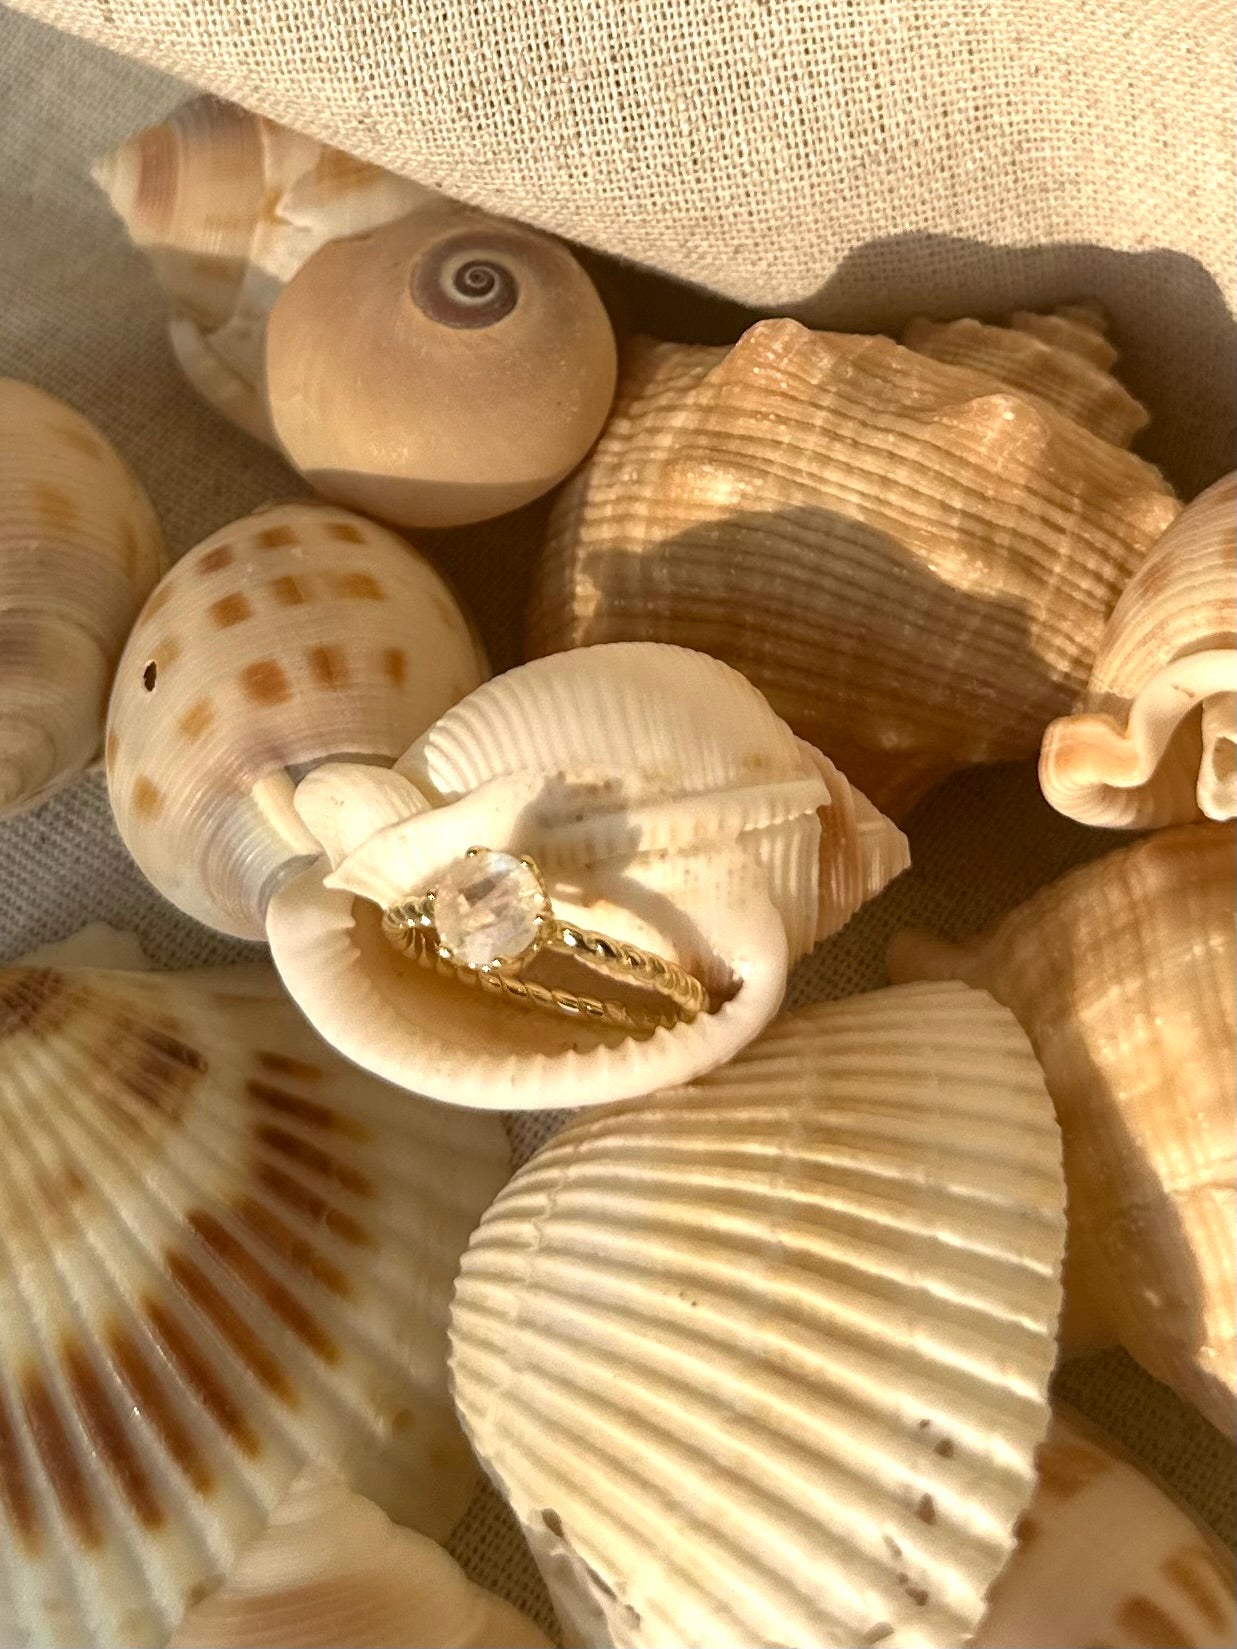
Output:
[[450, 979, 1065, 1649], [902, 303, 1149, 448], [169, 1467, 551, 1648], [264, 206, 618, 527], [106, 501, 487, 939], [93, 96, 434, 442], [0, 959, 509, 1648], [1040, 472, 1237, 827], [527, 317, 1179, 818], [1, 379, 164, 819], [974, 1411, 1236, 1649], [889, 822, 1236, 1437], [267, 643, 909, 1110]]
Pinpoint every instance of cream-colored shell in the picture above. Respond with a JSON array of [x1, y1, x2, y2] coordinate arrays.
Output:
[[0, 960, 509, 1648], [170, 1467, 551, 1648], [889, 823, 1236, 1436], [450, 980, 1065, 1649], [93, 96, 434, 442], [974, 1411, 1236, 1649], [528, 318, 1178, 818], [1040, 472, 1236, 827], [266, 643, 909, 1110], [0, 379, 164, 818], [106, 501, 487, 940], [901, 303, 1149, 448]]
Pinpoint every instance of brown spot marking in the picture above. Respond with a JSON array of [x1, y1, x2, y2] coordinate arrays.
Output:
[[1163, 1547, 1232, 1633], [164, 1251, 296, 1402], [232, 1196, 351, 1296], [1013, 1512, 1040, 1549], [57, 423, 104, 460], [208, 592, 252, 629], [62, 1339, 163, 1528], [197, 543, 235, 576], [1116, 1596, 1194, 1648], [862, 1628, 895, 1645], [178, 698, 216, 743], [32, 482, 78, 532], [883, 1534, 902, 1560], [254, 1163, 371, 1246], [131, 776, 163, 820], [267, 574, 307, 607], [915, 1494, 936, 1525], [382, 646, 408, 687], [154, 636, 182, 667], [331, 571, 384, 601], [141, 1297, 262, 1453], [106, 1323, 213, 1492], [541, 1508, 565, 1538], [902, 1582, 929, 1609], [326, 520, 366, 543], [255, 1125, 372, 1195], [105, 730, 119, 765], [934, 1437, 954, 1458], [121, 1024, 207, 1118], [240, 660, 291, 706], [307, 643, 350, 691], [255, 1051, 323, 1083], [187, 1211, 338, 1362], [1036, 1438, 1108, 1501], [22, 1368, 100, 1546], [257, 524, 298, 550], [0, 969, 67, 1038], [0, 1383, 40, 1549], [143, 582, 177, 619], [247, 1079, 367, 1139]]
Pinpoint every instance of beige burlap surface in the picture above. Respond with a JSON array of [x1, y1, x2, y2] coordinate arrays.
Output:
[[0, 4, 1234, 1634]]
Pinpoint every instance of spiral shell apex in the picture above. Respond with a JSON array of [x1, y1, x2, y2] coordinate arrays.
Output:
[[1, 379, 165, 818]]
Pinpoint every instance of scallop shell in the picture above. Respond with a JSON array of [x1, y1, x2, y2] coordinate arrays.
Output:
[[94, 97, 434, 441], [0, 959, 509, 1648], [889, 822, 1236, 1436], [1, 379, 164, 819], [1040, 472, 1236, 827], [264, 206, 618, 527], [106, 501, 487, 940], [266, 643, 909, 1110], [527, 318, 1179, 818], [449, 979, 1065, 1649], [902, 303, 1149, 447], [974, 1411, 1236, 1649], [169, 1466, 551, 1648]]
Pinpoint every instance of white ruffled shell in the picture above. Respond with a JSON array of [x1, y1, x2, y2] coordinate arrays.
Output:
[[266, 644, 909, 1110], [450, 979, 1065, 1648]]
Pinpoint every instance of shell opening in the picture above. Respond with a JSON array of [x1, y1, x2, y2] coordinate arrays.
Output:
[[411, 232, 521, 328], [142, 660, 158, 691]]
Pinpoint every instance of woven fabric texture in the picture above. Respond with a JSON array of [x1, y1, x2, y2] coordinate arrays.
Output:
[[0, 4, 1233, 1630]]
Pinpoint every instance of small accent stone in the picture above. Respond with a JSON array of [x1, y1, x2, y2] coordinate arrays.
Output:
[[434, 850, 545, 967]]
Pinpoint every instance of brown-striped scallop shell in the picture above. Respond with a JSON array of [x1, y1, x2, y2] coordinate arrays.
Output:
[[527, 317, 1178, 818], [890, 822, 1236, 1436], [1040, 471, 1236, 827], [1, 379, 164, 819], [0, 960, 509, 1647], [106, 501, 487, 940]]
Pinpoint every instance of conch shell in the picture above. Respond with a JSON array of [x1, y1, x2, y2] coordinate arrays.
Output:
[[0, 958, 509, 1647], [93, 96, 434, 442], [1, 379, 164, 819], [450, 980, 1065, 1649], [264, 206, 618, 526], [106, 501, 486, 939], [1040, 471, 1236, 827], [974, 1411, 1236, 1649], [527, 317, 1178, 817], [266, 643, 909, 1109], [170, 1467, 551, 1648], [889, 822, 1236, 1436], [902, 302, 1149, 448]]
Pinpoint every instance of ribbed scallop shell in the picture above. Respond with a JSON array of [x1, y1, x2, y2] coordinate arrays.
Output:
[[450, 980, 1065, 1648], [106, 501, 487, 940], [889, 823, 1236, 1437], [1040, 472, 1236, 827], [268, 643, 909, 1110], [0, 960, 509, 1648], [170, 1467, 551, 1648], [902, 303, 1149, 447], [975, 1412, 1236, 1649], [527, 318, 1179, 818], [1, 380, 164, 818], [94, 97, 434, 441]]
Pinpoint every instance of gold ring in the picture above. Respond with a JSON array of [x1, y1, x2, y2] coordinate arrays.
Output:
[[381, 847, 708, 1034]]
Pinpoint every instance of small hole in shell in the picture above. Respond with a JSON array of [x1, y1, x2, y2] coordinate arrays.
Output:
[[143, 662, 158, 692]]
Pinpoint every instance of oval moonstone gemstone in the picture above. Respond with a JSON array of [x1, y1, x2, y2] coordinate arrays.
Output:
[[433, 850, 546, 968]]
